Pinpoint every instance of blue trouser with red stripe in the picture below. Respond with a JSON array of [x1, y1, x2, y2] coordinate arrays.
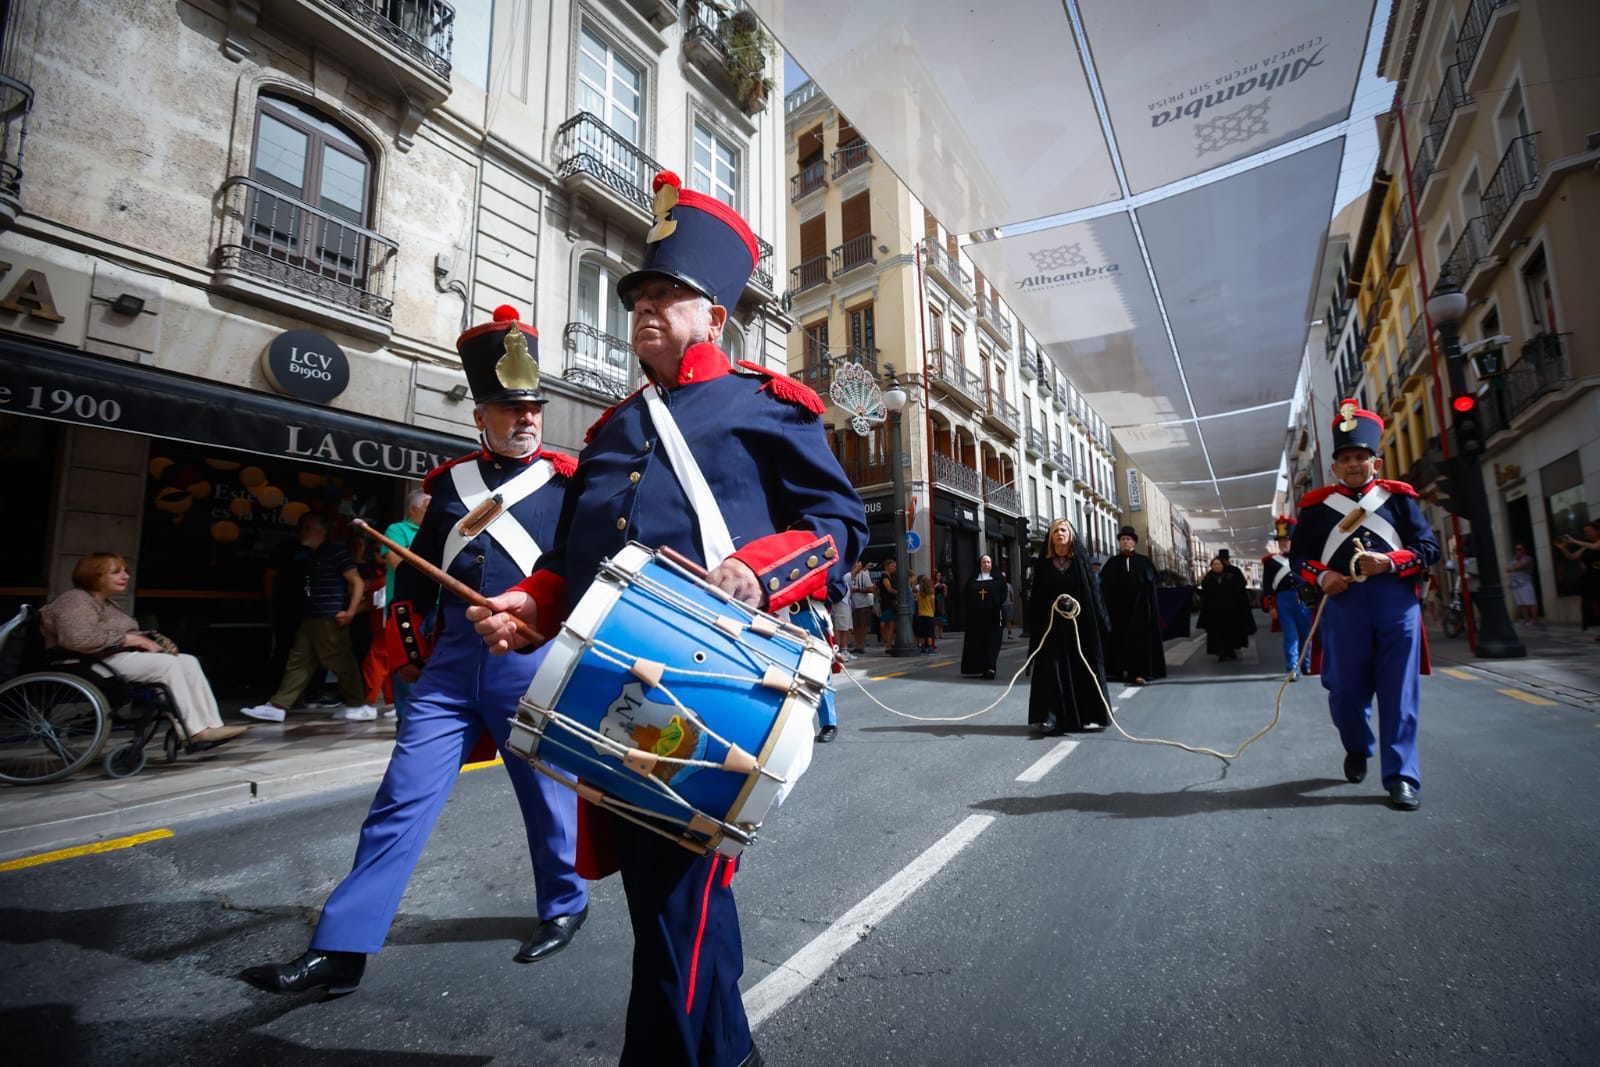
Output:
[[311, 611, 587, 954], [615, 818, 752, 1067], [1317, 575, 1423, 790]]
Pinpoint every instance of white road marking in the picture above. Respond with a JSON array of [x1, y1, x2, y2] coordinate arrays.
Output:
[[744, 814, 995, 1028], [1015, 739, 1078, 782], [1116, 686, 1140, 700]]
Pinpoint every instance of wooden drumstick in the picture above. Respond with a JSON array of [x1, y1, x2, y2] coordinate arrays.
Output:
[[352, 518, 545, 646]]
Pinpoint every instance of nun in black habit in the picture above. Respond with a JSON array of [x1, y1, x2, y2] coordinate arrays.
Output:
[[960, 554, 1006, 678], [1026, 518, 1110, 733]]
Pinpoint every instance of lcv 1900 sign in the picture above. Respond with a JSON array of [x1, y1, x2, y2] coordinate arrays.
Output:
[[261, 329, 350, 403]]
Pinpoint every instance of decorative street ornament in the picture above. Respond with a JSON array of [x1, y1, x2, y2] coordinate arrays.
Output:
[[829, 360, 887, 436]]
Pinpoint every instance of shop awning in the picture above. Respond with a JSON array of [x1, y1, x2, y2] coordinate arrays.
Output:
[[0, 339, 473, 479]]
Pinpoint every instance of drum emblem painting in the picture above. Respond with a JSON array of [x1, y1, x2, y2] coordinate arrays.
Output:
[[507, 544, 834, 856], [597, 681, 709, 785]]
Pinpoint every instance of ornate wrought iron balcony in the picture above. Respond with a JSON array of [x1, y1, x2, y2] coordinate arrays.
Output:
[[321, 0, 453, 77], [791, 160, 827, 201], [933, 452, 981, 499], [791, 254, 829, 294], [984, 474, 1021, 516], [831, 139, 870, 178], [214, 175, 398, 323], [921, 239, 974, 306], [831, 233, 875, 277], [561, 322, 635, 399], [1482, 132, 1539, 243], [0, 72, 32, 228], [554, 112, 665, 217]]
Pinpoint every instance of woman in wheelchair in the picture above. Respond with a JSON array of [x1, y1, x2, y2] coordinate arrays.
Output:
[[40, 553, 246, 748]]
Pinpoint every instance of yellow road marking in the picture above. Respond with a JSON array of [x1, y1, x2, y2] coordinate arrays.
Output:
[[1498, 688, 1558, 707], [876, 670, 910, 679], [462, 756, 505, 772], [1439, 668, 1475, 680], [0, 829, 174, 873]]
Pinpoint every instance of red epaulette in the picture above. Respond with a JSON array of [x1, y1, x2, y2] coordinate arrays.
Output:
[[422, 452, 481, 494], [1260, 555, 1274, 566], [1376, 478, 1419, 497], [544, 450, 577, 478], [1299, 486, 1339, 508], [584, 387, 645, 444], [736, 360, 826, 415]]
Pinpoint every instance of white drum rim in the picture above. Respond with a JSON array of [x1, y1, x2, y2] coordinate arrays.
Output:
[[522, 546, 648, 711], [725, 689, 816, 836]]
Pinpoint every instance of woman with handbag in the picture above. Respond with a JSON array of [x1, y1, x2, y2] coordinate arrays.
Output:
[[41, 553, 246, 746]]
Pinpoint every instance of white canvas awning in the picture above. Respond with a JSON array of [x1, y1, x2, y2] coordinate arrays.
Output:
[[756, 0, 1377, 552]]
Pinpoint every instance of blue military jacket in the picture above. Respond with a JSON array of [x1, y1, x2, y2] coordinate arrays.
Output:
[[1289, 478, 1440, 586], [392, 449, 573, 648], [523, 343, 868, 616], [1259, 554, 1301, 609]]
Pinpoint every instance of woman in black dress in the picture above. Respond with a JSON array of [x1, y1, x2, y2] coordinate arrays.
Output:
[[1026, 518, 1110, 734], [1197, 556, 1254, 660], [960, 554, 1007, 678]]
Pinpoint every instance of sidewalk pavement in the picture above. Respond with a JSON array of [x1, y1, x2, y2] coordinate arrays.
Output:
[[4, 624, 1594, 863]]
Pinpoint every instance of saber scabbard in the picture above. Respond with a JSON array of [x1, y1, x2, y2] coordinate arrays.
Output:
[[352, 518, 545, 647]]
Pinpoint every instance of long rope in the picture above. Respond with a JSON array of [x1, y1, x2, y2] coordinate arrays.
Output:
[[840, 549, 1382, 762]]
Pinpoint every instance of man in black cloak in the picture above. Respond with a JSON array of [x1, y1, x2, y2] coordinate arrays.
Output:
[[1099, 526, 1167, 686]]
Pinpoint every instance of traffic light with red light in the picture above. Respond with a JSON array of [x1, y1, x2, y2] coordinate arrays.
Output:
[[1452, 393, 1484, 455]]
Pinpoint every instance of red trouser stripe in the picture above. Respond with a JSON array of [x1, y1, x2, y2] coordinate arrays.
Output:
[[686, 854, 720, 1013]]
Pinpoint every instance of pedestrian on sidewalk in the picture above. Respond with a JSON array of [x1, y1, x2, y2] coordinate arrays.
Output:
[[241, 306, 589, 997], [913, 573, 937, 653], [241, 513, 374, 723], [41, 554, 246, 748], [1291, 399, 1438, 812], [932, 569, 948, 647], [362, 489, 430, 718], [1506, 543, 1539, 624], [848, 558, 874, 653], [1553, 524, 1600, 638], [878, 558, 901, 649]]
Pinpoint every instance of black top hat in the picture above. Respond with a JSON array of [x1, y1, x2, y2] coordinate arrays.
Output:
[[1217, 549, 1231, 561], [1117, 526, 1138, 542], [1271, 515, 1297, 540], [617, 171, 759, 310], [457, 305, 545, 405], [1330, 398, 1383, 455]]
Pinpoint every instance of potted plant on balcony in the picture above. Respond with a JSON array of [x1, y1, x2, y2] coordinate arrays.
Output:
[[722, 9, 776, 115]]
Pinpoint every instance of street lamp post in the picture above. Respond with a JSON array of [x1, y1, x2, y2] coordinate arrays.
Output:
[[1427, 277, 1525, 658], [881, 366, 919, 657]]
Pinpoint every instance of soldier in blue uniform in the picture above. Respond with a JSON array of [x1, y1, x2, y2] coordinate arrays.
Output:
[[471, 171, 868, 1067], [242, 307, 589, 996], [1290, 399, 1439, 811], [1260, 515, 1312, 679]]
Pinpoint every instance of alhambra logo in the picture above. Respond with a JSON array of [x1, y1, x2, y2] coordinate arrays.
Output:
[[1017, 243, 1119, 291]]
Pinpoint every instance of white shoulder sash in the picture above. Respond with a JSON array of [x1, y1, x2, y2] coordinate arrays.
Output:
[[1319, 484, 1402, 563], [441, 458, 553, 576], [643, 386, 737, 568]]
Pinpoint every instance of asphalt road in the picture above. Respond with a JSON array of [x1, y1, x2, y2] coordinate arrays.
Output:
[[3, 633, 1597, 1065]]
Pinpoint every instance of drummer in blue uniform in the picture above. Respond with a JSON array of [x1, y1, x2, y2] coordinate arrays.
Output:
[[1260, 515, 1312, 679], [242, 307, 589, 996], [1290, 399, 1439, 811], [470, 170, 868, 1067]]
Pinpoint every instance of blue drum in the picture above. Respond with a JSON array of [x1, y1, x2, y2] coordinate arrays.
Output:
[[508, 543, 832, 856]]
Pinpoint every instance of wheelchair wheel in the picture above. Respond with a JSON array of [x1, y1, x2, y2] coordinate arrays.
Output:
[[0, 672, 112, 785], [164, 727, 180, 763], [104, 740, 147, 779]]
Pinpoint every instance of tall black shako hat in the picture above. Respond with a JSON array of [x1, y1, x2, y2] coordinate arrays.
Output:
[[617, 171, 759, 310], [1271, 515, 1297, 541], [456, 305, 544, 405], [1330, 397, 1383, 456], [1117, 526, 1138, 542]]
